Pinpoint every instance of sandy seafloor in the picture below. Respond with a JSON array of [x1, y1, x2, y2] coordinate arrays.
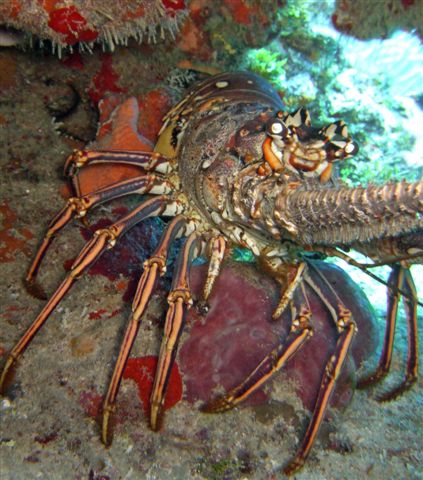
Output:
[[0, 46, 422, 480]]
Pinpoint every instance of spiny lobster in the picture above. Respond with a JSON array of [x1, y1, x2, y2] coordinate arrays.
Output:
[[1, 72, 422, 475]]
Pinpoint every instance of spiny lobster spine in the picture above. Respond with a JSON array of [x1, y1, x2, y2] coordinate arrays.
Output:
[[254, 179, 423, 246]]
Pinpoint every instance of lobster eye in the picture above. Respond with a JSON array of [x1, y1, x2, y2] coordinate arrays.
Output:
[[344, 140, 359, 156], [266, 119, 287, 138]]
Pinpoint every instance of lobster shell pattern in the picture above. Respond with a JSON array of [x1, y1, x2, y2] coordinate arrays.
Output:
[[1, 72, 422, 475], [161, 73, 422, 253]]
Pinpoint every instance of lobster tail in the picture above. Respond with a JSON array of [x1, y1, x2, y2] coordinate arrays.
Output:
[[273, 179, 423, 246]]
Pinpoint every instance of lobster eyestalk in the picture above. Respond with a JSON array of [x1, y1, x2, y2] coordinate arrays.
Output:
[[250, 178, 423, 248]]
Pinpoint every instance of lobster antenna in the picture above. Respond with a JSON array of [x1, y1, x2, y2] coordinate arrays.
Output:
[[320, 247, 423, 308]]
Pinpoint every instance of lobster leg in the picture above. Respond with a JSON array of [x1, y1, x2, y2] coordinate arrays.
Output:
[[378, 265, 418, 400], [195, 235, 227, 314], [101, 215, 195, 445], [272, 262, 307, 320], [25, 174, 173, 299], [150, 231, 204, 431], [64, 149, 173, 180], [201, 281, 313, 413], [0, 196, 180, 394], [202, 236, 227, 301], [358, 263, 419, 399], [283, 265, 356, 475]]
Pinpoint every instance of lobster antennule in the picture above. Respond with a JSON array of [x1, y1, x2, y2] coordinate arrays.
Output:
[[271, 179, 423, 246]]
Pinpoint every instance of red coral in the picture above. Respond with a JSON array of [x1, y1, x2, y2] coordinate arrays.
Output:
[[88, 54, 127, 104], [189, 0, 209, 23], [401, 0, 415, 8], [178, 17, 212, 60], [88, 309, 107, 320], [162, 0, 185, 11], [136, 89, 172, 143], [122, 5, 146, 20], [48, 6, 99, 45], [224, 0, 260, 26], [123, 356, 183, 414], [1, 0, 21, 18]]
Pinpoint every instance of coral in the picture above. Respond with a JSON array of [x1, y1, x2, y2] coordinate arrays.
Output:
[[246, 47, 287, 83], [0, 0, 286, 71], [0, 0, 188, 53], [69, 91, 171, 197], [95, 90, 171, 149], [175, 0, 282, 61], [0, 1, 421, 477], [87, 54, 127, 104], [123, 356, 182, 415], [180, 261, 378, 412], [244, 3, 422, 188], [47, 6, 99, 45], [332, 0, 423, 40]]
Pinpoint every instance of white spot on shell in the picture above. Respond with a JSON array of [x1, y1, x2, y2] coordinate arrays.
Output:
[[215, 81, 229, 88], [271, 122, 283, 134], [202, 158, 214, 169], [344, 143, 355, 154]]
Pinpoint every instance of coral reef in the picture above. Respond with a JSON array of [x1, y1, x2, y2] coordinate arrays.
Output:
[[0, 0, 187, 53], [244, 1, 423, 187], [332, 0, 423, 40], [0, 0, 284, 59], [0, 2, 422, 478]]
